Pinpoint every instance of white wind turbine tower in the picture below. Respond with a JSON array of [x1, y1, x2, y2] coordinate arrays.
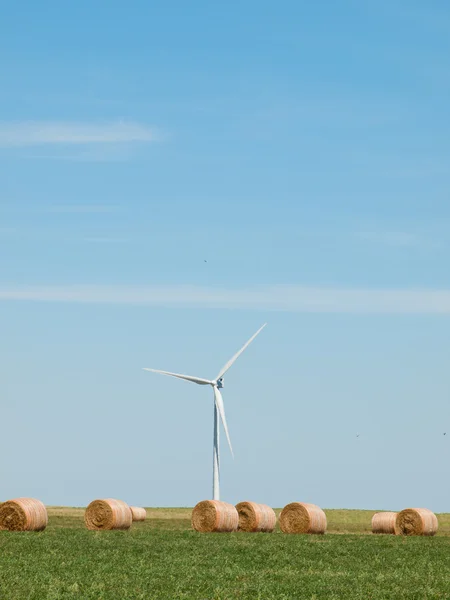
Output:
[[143, 324, 266, 501]]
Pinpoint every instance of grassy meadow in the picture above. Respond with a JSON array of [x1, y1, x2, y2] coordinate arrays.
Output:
[[1, 507, 450, 599]]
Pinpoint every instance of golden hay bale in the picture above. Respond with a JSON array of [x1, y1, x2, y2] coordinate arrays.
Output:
[[130, 506, 146, 522], [279, 502, 327, 534], [191, 500, 239, 533], [84, 499, 132, 531], [394, 508, 438, 536], [372, 511, 397, 534], [0, 498, 48, 532], [235, 501, 276, 532]]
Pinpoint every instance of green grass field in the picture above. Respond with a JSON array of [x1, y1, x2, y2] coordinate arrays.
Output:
[[1, 507, 450, 599]]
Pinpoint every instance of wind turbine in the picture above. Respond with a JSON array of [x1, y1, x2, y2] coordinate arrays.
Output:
[[143, 324, 266, 501]]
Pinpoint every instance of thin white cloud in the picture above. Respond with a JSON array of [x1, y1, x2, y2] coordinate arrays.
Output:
[[1, 284, 450, 314], [0, 121, 160, 147]]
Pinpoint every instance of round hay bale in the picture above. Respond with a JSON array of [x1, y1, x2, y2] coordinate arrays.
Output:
[[279, 502, 327, 534], [0, 498, 48, 532], [235, 501, 276, 532], [372, 511, 397, 534], [130, 506, 146, 522], [191, 500, 239, 533], [84, 499, 132, 531], [394, 508, 438, 536]]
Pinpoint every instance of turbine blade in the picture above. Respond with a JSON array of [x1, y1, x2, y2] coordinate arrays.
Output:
[[143, 368, 212, 385], [216, 323, 266, 380], [213, 386, 233, 458]]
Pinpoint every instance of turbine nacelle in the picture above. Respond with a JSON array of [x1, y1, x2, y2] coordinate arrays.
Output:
[[213, 377, 224, 389]]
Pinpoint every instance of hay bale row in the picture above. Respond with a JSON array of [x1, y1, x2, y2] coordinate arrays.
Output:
[[192, 500, 327, 534], [371, 508, 438, 536], [0, 498, 147, 533], [1, 498, 436, 538], [0, 498, 48, 532], [191, 502, 438, 536]]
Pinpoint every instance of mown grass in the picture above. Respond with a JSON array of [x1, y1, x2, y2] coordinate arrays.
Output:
[[1, 507, 450, 599]]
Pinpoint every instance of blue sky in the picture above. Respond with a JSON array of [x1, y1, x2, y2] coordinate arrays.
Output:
[[1, 0, 450, 511]]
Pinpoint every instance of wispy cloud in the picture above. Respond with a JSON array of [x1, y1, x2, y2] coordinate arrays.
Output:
[[0, 121, 160, 147], [1, 284, 450, 314]]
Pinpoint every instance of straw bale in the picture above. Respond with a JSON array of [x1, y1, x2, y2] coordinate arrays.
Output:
[[0, 498, 48, 532], [130, 506, 146, 522], [394, 508, 438, 536], [191, 500, 239, 533], [84, 499, 132, 531], [372, 512, 397, 534], [235, 501, 276, 532], [279, 502, 327, 534]]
